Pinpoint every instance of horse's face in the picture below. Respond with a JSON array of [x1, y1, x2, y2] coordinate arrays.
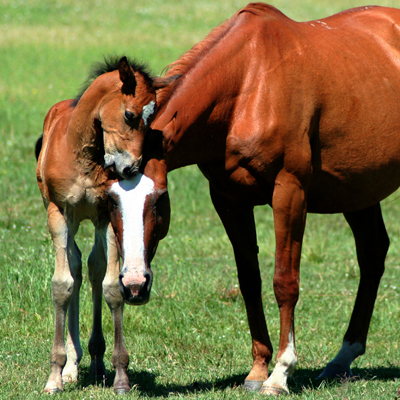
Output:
[[100, 57, 180, 180], [100, 60, 155, 179], [107, 160, 170, 305]]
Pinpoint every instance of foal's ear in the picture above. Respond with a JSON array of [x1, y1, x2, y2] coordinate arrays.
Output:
[[152, 74, 182, 90], [118, 57, 137, 89]]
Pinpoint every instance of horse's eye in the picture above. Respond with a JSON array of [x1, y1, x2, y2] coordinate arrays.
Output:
[[124, 110, 135, 121]]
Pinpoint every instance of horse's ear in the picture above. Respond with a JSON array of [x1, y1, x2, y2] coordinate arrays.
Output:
[[119, 57, 137, 91], [152, 74, 182, 90]]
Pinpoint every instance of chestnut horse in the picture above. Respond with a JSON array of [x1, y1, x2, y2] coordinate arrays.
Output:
[[120, 3, 400, 396], [36, 57, 174, 393]]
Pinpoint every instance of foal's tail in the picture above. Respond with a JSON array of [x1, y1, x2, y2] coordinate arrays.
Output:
[[35, 135, 43, 161]]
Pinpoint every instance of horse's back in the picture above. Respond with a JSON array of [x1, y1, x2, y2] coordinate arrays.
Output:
[[221, 5, 400, 212], [37, 100, 78, 205]]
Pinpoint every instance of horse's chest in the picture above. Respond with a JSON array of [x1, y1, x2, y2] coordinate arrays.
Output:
[[199, 162, 273, 206]]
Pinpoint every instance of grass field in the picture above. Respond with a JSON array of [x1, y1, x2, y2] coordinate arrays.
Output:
[[1, 0, 400, 399]]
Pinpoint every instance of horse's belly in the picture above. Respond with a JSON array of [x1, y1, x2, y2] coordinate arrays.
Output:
[[307, 164, 400, 213]]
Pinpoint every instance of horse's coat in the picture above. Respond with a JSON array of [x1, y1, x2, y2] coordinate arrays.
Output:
[[36, 57, 173, 394], [136, 3, 400, 395]]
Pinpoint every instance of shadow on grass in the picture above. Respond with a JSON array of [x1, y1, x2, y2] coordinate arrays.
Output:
[[75, 365, 400, 397], [289, 366, 400, 395]]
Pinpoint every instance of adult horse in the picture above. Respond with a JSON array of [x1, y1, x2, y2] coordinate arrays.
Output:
[[36, 56, 175, 393], [112, 3, 400, 396]]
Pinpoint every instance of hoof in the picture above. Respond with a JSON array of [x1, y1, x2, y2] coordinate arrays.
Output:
[[114, 387, 130, 395], [243, 380, 264, 392], [44, 387, 62, 395], [260, 384, 288, 396], [317, 363, 353, 380]]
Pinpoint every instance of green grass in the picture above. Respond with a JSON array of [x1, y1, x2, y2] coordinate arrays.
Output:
[[1, 0, 400, 399]]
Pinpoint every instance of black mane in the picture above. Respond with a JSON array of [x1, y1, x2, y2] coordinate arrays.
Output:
[[73, 55, 154, 106]]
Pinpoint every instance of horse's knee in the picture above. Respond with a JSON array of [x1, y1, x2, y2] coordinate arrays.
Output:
[[273, 274, 299, 307], [51, 275, 74, 306], [103, 277, 123, 308]]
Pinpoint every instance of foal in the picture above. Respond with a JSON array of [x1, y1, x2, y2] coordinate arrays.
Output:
[[36, 57, 174, 393]]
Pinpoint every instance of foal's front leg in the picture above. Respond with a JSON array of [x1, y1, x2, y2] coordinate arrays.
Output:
[[260, 169, 307, 396], [88, 231, 107, 384], [62, 241, 83, 384], [101, 224, 131, 394], [44, 203, 79, 393]]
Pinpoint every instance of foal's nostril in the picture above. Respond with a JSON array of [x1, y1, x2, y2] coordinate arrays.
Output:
[[142, 271, 152, 292], [122, 165, 138, 178]]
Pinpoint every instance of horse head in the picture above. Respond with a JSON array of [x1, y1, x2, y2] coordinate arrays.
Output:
[[92, 57, 180, 179], [107, 130, 170, 305]]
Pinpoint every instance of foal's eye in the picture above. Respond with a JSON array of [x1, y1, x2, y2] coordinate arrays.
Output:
[[124, 110, 135, 121]]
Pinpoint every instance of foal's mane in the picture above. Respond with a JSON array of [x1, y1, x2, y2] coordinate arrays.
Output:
[[156, 3, 278, 106], [73, 55, 154, 106]]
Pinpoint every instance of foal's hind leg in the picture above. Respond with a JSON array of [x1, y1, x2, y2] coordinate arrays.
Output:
[[319, 203, 388, 379], [62, 241, 83, 384], [210, 186, 272, 392], [44, 203, 79, 393], [88, 230, 107, 384]]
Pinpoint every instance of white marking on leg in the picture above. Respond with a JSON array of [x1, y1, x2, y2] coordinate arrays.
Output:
[[262, 329, 297, 394], [109, 174, 155, 275]]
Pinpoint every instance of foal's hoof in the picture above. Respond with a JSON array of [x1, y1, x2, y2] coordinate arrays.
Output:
[[114, 387, 130, 395], [260, 384, 289, 396], [44, 387, 62, 395], [243, 380, 264, 392]]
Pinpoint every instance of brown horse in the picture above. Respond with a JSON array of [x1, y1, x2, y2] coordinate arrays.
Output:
[[117, 3, 400, 396], [36, 56, 174, 393]]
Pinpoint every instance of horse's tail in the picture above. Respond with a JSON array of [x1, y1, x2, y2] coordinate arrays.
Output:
[[35, 135, 43, 161]]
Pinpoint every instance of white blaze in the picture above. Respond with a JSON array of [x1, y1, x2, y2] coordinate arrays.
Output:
[[109, 174, 155, 270]]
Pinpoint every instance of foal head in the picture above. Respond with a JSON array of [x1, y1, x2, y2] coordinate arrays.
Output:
[[76, 56, 179, 179], [107, 131, 170, 305]]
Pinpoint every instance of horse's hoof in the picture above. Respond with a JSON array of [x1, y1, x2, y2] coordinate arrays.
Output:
[[44, 387, 62, 395], [260, 384, 288, 396], [243, 380, 264, 392], [317, 363, 353, 380], [114, 386, 130, 395]]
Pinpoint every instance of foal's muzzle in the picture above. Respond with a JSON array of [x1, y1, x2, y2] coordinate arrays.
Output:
[[104, 152, 142, 179]]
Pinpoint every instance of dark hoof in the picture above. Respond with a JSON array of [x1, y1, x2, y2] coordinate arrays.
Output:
[[243, 380, 264, 392], [317, 363, 353, 380], [90, 360, 107, 384], [260, 385, 289, 396]]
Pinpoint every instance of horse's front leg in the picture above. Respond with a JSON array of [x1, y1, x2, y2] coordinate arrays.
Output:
[[261, 169, 307, 396], [44, 203, 79, 393], [62, 241, 83, 384], [88, 230, 107, 384], [101, 223, 130, 394], [318, 203, 388, 379], [210, 186, 272, 392]]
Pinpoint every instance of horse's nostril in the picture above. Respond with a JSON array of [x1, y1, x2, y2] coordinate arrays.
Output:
[[122, 165, 138, 178]]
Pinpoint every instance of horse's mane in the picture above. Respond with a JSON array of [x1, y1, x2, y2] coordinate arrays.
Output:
[[73, 55, 154, 106], [156, 3, 279, 106]]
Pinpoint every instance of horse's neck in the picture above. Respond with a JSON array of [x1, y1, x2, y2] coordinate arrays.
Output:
[[155, 72, 240, 171], [66, 99, 104, 170]]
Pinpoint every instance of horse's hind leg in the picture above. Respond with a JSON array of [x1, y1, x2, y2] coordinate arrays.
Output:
[[88, 230, 107, 384], [210, 186, 272, 392], [62, 241, 83, 384], [319, 203, 388, 379], [44, 203, 79, 393]]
